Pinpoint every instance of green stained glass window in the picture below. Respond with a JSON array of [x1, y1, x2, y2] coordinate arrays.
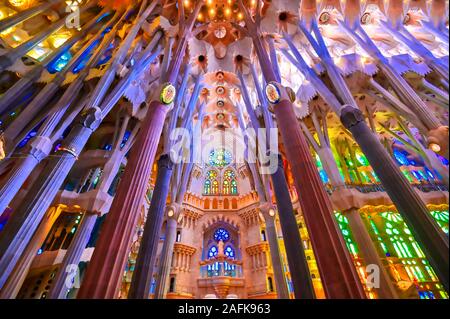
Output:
[[223, 169, 238, 195], [430, 210, 449, 234], [204, 170, 219, 195], [335, 212, 359, 257]]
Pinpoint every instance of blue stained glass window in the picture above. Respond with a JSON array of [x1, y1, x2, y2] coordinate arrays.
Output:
[[214, 228, 230, 242], [224, 245, 235, 259], [47, 51, 72, 74], [393, 149, 409, 166], [208, 245, 218, 258]]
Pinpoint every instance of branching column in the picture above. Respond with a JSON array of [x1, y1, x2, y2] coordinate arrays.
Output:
[[0, 205, 62, 298], [48, 212, 98, 299], [240, 10, 365, 295], [260, 205, 290, 299], [340, 106, 449, 292], [154, 213, 179, 298], [128, 155, 173, 299]]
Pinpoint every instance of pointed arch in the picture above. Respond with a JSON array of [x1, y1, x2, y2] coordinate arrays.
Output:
[[204, 170, 219, 195], [223, 168, 238, 195]]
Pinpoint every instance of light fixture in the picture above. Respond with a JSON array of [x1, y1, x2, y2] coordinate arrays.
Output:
[[268, 209, 275, 217], [160, 83, 176, 105], [265, 82, 281, 104], [167, 209, 175, 217], [429, 143, 441, 153], [0, 136, 5, 161]]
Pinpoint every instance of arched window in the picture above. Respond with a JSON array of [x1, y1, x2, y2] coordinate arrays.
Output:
[[204, 170, 219, 195], [223, 169, 238, 195], [268, 277, 274, 292], [208, 245, 218, 258], [224, 245, 235, 259], [209, 149, 232, 168], [214, 228, 230, 242]]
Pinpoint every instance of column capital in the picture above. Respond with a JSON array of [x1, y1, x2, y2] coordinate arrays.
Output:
[[166, 203, 183, 222], [158, 154, 174, 170], [258, 202, 276, 219], [27, 136, 53, 162], [80, 106, 102, 131], [339, 105, 365, 129]]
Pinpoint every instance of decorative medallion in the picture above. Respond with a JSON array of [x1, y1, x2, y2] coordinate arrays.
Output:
[[214, 26, 227, 39], [216, 113, 225, 120], [160, 82, 176, 105], [361, 12, 372, 25], [216, 86, 226, 95], [286, 86, 296, 103], [217, 99, 225, 107], [216, 71, 225, 81], [265, 82, 282, 104], [319, 12, 330, 24]]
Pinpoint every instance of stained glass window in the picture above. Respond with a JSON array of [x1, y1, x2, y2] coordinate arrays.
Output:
[[214, 228, 230, 242], [366, 211, 442, 287], [430, 210, 449, 234], [224, 245, 235, 259], [204, 170, 219, 195], [208, 245, 218, 258], [223, 169, 238, 195], [335, 212, 358, 257], [209, 149, 232, 168]]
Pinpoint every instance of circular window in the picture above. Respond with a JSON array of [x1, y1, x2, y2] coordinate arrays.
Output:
[[214, 228, 230, 242]]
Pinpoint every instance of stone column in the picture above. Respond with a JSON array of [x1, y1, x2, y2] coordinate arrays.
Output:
[[272, 98, 365, 298], [340, 106, 449, 292], [0, 108, 101, 289], [240, 10, 366, 295], [48, 212, 98, 299], [0, 0, 62, 32], [260, 205, 290, 299], [344, 208, 398, 299], [268, 155, 315, 299], [77, 101, 170, 299], [318, 144, 398, 298], [0, 205, 62, 298], [0, 136, 52, 216], [154, 215, 178, 299], [128, 154, 173, 299]]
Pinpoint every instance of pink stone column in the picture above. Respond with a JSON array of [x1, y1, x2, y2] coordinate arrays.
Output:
[[273, 100, 365, 298], [77, 101, 169, 298], [246, 22, 366, 297]]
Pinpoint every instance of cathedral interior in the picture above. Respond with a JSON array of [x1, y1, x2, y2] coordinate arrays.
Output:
[[0, 0, 448, 300]]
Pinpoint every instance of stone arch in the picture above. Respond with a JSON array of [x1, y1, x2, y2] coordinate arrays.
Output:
[[223, 198, 229, 209]]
